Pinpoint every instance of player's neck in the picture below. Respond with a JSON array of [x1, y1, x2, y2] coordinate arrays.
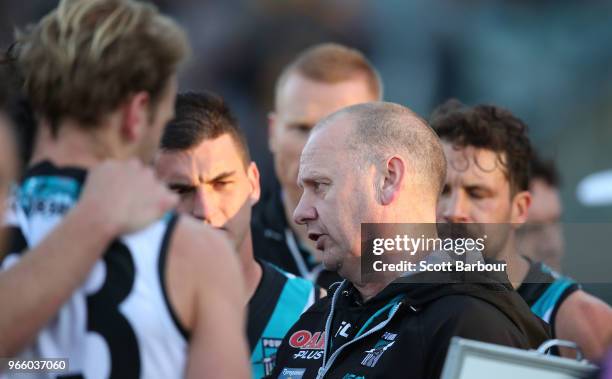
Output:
[[499, 236, 530, 289], [281, 191, 321, 261], [239, 231, 262, 301], [33, 120, 124, 169]]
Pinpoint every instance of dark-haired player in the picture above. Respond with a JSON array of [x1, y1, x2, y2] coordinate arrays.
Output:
[[155, 91, 324, 378], [432, 100, 612, 360]]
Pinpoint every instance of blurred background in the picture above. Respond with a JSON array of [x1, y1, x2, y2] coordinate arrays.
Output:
[[1, 0, 611, 294]]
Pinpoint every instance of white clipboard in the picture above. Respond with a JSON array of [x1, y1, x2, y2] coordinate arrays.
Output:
[[440, 338, 599, 379]]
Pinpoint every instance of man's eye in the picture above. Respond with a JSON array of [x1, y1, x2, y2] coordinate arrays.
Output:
[[314, 182, 327, 193], [468, 189, 486, 199], [290, 124, 312, 133], [213, 181, 231, 190], [170, 186, 193, 195], [441, 185, 451, 195]]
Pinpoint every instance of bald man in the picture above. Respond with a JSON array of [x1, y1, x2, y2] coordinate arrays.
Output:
[[269, 102, 549, 379]]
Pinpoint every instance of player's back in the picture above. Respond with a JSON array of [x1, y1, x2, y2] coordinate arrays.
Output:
[[2, 161, 187, 378]]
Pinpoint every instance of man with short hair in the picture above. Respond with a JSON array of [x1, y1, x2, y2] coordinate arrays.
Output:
[[270, 102, 548, 379], [253, 43, 383, 289], [1, 1, 250, 377], [519, 153, 564, 270], [155, 92, 323, 378], [432, 100, 612, 361]]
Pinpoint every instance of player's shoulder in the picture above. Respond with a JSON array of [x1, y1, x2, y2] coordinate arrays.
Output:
[[169, 214, 234, 265], [557, 289, 612, 318], [263, 261, 327, 300]]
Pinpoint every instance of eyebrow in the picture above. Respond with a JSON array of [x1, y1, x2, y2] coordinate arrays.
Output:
[[168, 182, 196, 192], [206, 170, 236, 183]]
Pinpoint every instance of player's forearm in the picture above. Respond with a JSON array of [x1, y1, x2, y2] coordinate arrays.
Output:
[[0, 200, 118, 356]]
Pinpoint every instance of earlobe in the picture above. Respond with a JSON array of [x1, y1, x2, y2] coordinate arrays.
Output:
[[247, 162, 261, 206], [511, 190, 531, 225], [122, 92, 150, 142], [380, 156, 405, 206]]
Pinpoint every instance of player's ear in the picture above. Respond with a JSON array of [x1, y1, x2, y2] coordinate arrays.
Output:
[[247, 161, 261, 206], [511, 190, 531, 226], [380, 155, 406, 206], [267, 112, 278, 153], [120, 91, 150, 143]]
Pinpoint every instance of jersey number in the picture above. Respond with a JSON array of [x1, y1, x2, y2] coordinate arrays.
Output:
[[59, 242, 141, 378]]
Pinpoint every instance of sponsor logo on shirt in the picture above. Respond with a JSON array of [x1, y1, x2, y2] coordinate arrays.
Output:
[[289, 330, 325, 360], [261, 337, 283, 375], [278, 367, 306, 379]]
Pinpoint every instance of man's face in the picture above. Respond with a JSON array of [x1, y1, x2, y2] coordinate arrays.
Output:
[[155, 134, 261, 250], [293, 121, 378, 278], [520, 178, 563, 269], [436, 143, 529, 257], [138, 77, 178, 163], [269, 73, 378, 208], [0, 116, 17, 220]]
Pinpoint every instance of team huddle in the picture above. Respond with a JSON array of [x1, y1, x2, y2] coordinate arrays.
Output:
[[0, 0, 611, 378]]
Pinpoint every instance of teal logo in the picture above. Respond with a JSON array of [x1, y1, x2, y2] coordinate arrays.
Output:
[[342, 374, 366, 379]]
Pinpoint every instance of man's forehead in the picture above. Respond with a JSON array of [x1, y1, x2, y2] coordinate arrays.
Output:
[[443, 143, 509, 183]]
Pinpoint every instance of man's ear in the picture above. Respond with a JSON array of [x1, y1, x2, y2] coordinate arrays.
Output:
[[380, 155, 406, 206], [268, 112, 277, 153], [511, 190, 531, 226], [247, 161, 261, 206], [121, 92, 150, 142]]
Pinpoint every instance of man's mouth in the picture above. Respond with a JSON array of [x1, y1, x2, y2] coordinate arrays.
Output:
[[308, 232, 326, 251]]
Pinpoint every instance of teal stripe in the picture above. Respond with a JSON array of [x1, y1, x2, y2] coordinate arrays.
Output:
[[531, 278, 574, 322], [251, 276, 313, 378]]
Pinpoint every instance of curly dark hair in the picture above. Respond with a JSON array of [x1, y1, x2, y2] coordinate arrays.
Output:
[[430, 99, 532, 193]]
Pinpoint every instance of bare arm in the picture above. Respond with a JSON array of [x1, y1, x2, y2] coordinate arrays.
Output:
[[555, 290, 612, 361], [167, 217, 250, 378], [0, 160, 177, 356]]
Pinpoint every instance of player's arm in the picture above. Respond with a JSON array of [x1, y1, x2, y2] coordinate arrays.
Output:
[[167, 217, 250, 379], [555, 290, 612, 361], [0, 160, 177, 357]]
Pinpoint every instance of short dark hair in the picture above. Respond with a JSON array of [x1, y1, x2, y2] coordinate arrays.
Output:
[[430, 99, 532, 193], [160, 91, 250, 166], [530, 152, 560, 188]]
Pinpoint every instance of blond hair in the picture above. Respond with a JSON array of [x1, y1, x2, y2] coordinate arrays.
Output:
[[17, 0, 189, 131], [275, 43, 383, 107]]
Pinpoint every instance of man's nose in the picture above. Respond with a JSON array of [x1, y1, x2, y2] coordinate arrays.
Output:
[[293, 192, 317, 225], [192, 188, 214, 224], [441, 191, 470, 223]]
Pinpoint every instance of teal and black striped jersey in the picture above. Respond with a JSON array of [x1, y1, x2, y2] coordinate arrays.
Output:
[[517, 257, 580, 336], [248, 259, 322, 378]]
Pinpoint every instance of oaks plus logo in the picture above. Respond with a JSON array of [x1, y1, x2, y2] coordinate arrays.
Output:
[[289, 330, 325, 360]]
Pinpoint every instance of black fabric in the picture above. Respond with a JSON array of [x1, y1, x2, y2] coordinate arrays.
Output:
[[1, 226, 28, 259], [247, 260, 288, 352], [251, 188, 341, 290], [517, 256, 580, 339], [157, 213, 188, 340], [269, 267, 550, 379], [23, 160, 87, 184]]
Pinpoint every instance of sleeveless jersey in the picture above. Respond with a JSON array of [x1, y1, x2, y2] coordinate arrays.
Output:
[[247, 260, 321, 378], [1, 161, 187, 379], [517, 257, 580, 335]]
